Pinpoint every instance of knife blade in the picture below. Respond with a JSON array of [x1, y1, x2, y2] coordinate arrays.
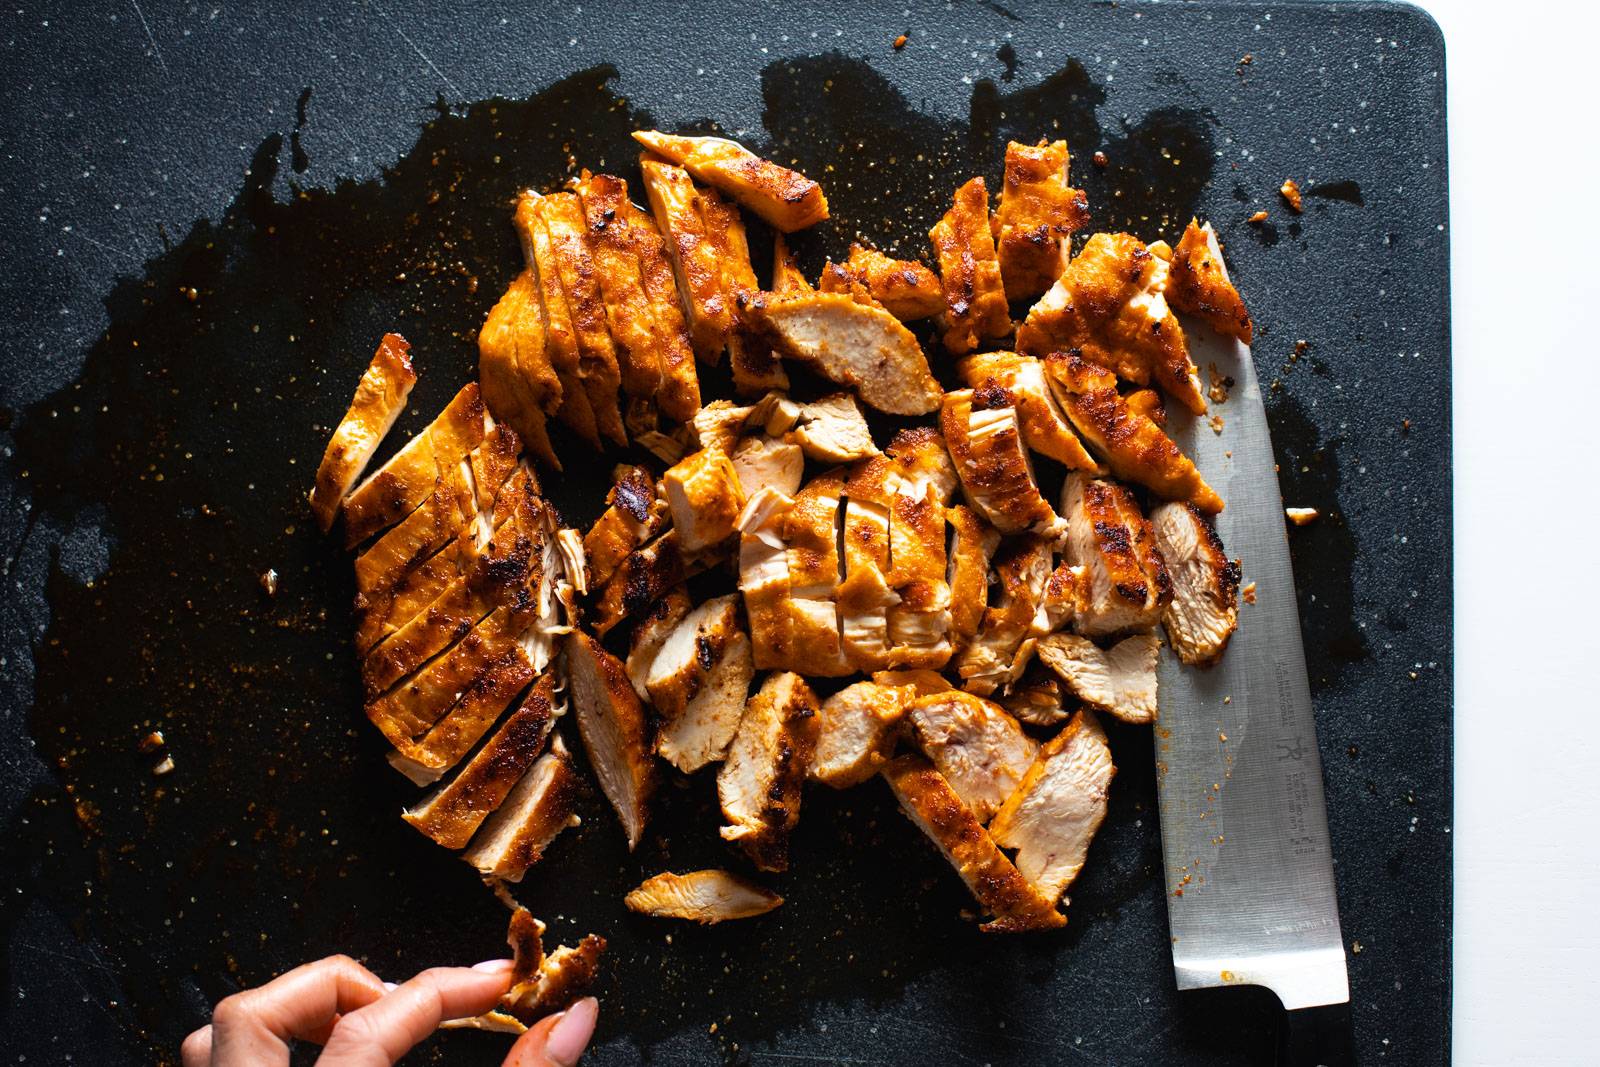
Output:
[[1154, 228, 1349, 1018]]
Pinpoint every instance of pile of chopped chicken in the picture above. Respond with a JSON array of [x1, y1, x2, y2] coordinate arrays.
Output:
[[310, 132, 1252, 968]]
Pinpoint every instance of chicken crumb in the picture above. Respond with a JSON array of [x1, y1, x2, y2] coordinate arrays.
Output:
[[153, 756, 176, 776], [1092, 150, 1108, 168], [1247, 210, 1268, 224], [1208, 415, 1225, 435], [137, 730, 166, 754], [260, 568, 279, 596], [1352, 940, 1364, 954], [1241, 581, 1257, 604], [1285, 507, 1319, 525], [893, 33, 908, 49], [1280, 179, 1303, 212], [1206, 365, 1234, 404]]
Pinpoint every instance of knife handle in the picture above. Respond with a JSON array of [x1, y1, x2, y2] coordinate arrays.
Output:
[[1276, 1003, 1354, 1066]]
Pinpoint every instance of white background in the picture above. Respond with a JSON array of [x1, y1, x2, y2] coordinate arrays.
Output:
[[1434, 0, 1600, 1062]]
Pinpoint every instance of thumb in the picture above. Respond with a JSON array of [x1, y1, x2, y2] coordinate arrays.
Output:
[[502, 997, 598, 1067]]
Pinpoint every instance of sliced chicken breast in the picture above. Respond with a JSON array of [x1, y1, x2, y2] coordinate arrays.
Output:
[[1060, 473, 1171, 637], [818, 243, 943, 321], [906, 689, 1038, 822], [993, 139, 1089, 299], [583, 466, 668, 591], [461, 732, 582, 881], [942, 387, 1063, 537], [642, 594, 741, 722], [881, 754, 1065, 932], [946, 504, 1000, 651], [781, 471, 852, 676], [738, 487, 796, 670], [625, 869, 783, 923], [717, 671, 820, 871], [791, 392, 879, 464], [656, 624, 754, 773], [573, 172, 666, 405], [696, 180, 791, 394], [502, 929, 606, 1023], [957, 350, 1100, 472], [990, 710, 1115, 906], [310, 333, 417, 532], [731, 434, 804, 497], [566, 630, 656, 850], [540, 191, 627, 447], [929, 177, 1012, 355], [1150, 501, 1240, 666], [1165, 219, 1253, 344], [478, 268, 563, 471], [516, 192, 602, 449], [812, 680, 910, 788], [1036, 632, 1160, 725], [639, 156, 734, 362], [1002, 671, 1072, 727], [663, 446, 746, 553], [953, 535, 1054, 697], [631, 130, 829, 232], [749, 291, 943, 416], [838, 459, 900, 672], [770, 232, 812, 294], [625, 586, 692, 702], [592, 529, 707, 637]]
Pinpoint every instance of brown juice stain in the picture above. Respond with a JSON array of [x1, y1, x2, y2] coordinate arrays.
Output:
[[9, 58, 1213, 1064]]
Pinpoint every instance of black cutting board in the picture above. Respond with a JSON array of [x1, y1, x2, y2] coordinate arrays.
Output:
[[0, 1, 1451, 1063]]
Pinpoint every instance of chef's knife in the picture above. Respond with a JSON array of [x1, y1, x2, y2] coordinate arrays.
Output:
[[1155, 227, 1351, 1063]]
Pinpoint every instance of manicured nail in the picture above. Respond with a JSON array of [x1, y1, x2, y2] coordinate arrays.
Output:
[[472, 958, 515, 974], [382, 981, 398, 992], [545, 997, 598, 1066]]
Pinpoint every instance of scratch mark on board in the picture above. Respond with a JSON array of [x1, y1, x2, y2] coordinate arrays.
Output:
[[372, 3, 460, 97], [128, 0, 169, 76]]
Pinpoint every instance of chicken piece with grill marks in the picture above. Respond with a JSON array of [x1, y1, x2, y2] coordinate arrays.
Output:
[[954, 535, 1055, 697], [739, 487, 797, 671], [718, 671, 820, 872], [882, 428, 958, 669], [818, 243, 944, 321], [632, 130, 829, 232], [989, 709, 1115, 908], [1060, 472, 1172, 638], [462, 727, 583, 882], [638, 156, 735, 363], [882, 754, 1065, 932], [637, 594, 741, 726], [1150, 501, 1240, 665], [811, 680, 910, 789], [957, 351, 1101, 472], [1018, 232, 1207, 415], [945, 504, 1000, 655], [837, 455, 902, 673], [625, 870, 783, 924], [310, 333, 417, 532], [583, 466, 668, 593], [663, 446, 746, 554], [539, 192, 627, 447], [906, 689, 1038, 822], [790, 392, 879, 464], [781, 470, 853, 676], [655, 616, 754, 773], [748, 290, 943, 416], [516, 192, 603, 449], [566, 630, 656, 850], [942, 386, 1064, 538], [478, 266, 562, 471], [1044, 351, 1222, 514], [699, 181, 791, 395], [993, 139, 1089, 299], [731, 434, 804, 498], [1037, 632, 1160, 725], [930, 177, 1012, 355], [1165, 219, 1253, 344], [625, 586, 692, 702], [340, 383, 487, 549]]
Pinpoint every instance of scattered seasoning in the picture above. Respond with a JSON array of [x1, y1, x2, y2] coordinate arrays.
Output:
[[1402, 418, 1412, 432], [1285, 507, 1319, 526], [1208, 415, 1226, 435], [1207, 364, 1234, 404], [1247, 209, 1268, 224], [1352, 940, 1364, 955], [1092, 150, 1108, 168], [1237, 53, 1253, 68], [153, 756, 176, 776], [1241, 581, 1256, 604], [260, 568, 279, 596], [1280, 178, 1303, 212], [137, 730, 165, 754], [893, 33, 908, 50]]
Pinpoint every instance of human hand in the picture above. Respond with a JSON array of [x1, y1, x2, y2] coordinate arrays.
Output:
[[180, 955, 598, 1066]]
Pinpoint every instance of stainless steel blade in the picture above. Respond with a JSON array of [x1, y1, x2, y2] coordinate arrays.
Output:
[[1155, 231, 1348, 1011]]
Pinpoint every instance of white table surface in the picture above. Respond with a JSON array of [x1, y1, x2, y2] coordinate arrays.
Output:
[[1432, 0, 1600, 1061]]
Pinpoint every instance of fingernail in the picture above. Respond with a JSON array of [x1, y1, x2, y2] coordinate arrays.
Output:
[[545, 997, 598, 1066], [472, 958, 515, 974], [382, 981, 398, 992]]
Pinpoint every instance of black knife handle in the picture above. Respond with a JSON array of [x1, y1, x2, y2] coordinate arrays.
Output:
[[1276, 1003, 1354, 1066]]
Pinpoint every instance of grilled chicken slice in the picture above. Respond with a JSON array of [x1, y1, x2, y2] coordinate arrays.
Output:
[[771, 232, 812, 294], [946, 504, 1000, 651], [817, 243, 943, 321], [881, 754, 1065, 932], [837, 458, 900, 672], [401, 675, 558, 850], [930, 177, 1012, 355], [957, 351, 1100, 472], [625, 869, 783, 923], [540, 192, 627, 446], [718, 672, 820, 871], [738, 487, 796, 671], [993, 139, 1089, 299], [639, 594, 741, 722], [479, 268, 563, 471], [699, 182, 790, 395], [990, 710, 1115, 906], [566, 630, 657, 850], [1036, 633, 1160, 724], [656, 621, 754, 773], [942, 387, 1064, 537], [954, 536, 1054, 697], [632, 130, 829, 232], [1018, 232, 1207, 415], [812, 681, 910, 788], [310, 333, 417, 532], [906, 690, 1038, 822], [461, 731, 582, 881], [1060, 473, 1172, 637], [663, 446, 746, 553], [882, 429, 957, 669], [1150, 502, 1240, 665], [593, 529, 710, 637], [1044, 352, 1223, 513], [625, 586, 693, 702], [790, 392, 879, 463], [618, 193, 702, 423], [782, 471, 853, 676], [502, 924, 606, 1023], [1166, 219, 1253, 344], [872, 669, 954, 697], [1003, 671, 1072, 727], [516, 192, 603, 449], [583, 465, 668, 591], [748, 291, 943, 416], [341, 383, 487, 548], [639, 156, 734, 362], [731, 434, 804, 497]]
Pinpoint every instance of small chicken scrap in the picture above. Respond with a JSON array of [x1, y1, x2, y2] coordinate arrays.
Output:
[[626, 869, 783, 923]]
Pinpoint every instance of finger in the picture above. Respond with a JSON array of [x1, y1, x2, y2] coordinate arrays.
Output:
[[316, 962, 514, 1067], [180, 1024, 213, 1067], [209, 955, 387, 1065], [503, 998, 599, 1067]]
